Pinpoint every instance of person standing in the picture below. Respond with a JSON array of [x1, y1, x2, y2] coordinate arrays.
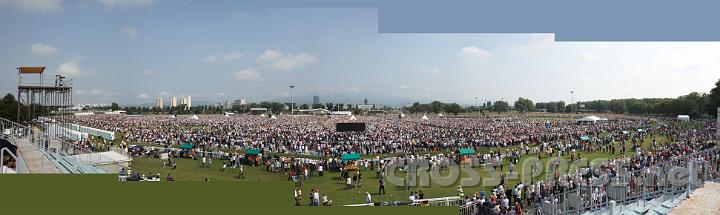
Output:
[[238, 165, 245, 179], [378, 178, 386, 195]]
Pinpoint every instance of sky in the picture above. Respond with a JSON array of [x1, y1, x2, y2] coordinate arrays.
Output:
[[1, 0, 719, 106]]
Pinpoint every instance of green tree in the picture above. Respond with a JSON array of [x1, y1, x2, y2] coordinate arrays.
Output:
[[707, 79, 720, 117], [492, 101, 509, 113], [514, 97, 534, 113], [110, 102, 120, 111]]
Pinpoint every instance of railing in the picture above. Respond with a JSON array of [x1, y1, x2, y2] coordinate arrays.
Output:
[[1, 147, 20, 173], [539, 146, 719, 215], [411, 196, 462, 206], [1, 117, 128, 174]]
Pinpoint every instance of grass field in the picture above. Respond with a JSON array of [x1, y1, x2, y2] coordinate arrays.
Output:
[[129, 134, 668, 206]]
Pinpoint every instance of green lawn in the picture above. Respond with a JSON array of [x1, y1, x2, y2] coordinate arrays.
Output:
[[129, 134, 669, 205]]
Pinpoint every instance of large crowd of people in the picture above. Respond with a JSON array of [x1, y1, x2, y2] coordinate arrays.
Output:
[[63, 113, 718, 213]]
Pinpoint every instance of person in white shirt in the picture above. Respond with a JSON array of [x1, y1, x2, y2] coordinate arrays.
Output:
[[312, 190, 320, 206], [365, 192, 372, 204]]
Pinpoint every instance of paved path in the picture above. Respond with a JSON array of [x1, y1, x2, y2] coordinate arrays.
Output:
[[668, 182, 720, 215], [15, 137, 59, 173]]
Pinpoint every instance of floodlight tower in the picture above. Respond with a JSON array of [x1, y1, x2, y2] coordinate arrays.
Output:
[[289, 85, 295, 118], [570, 90, 575, 113]]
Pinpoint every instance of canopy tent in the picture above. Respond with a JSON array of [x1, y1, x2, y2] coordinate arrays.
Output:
[[576, 115, 607, 123], [170, 115, 176, 119], [637, 129, 645, 132], [580, 135, 591, 141], [270, 115, 277, 119], [400, 113, 405, 118], [349, 115, 357, 121], [422, 115, 429, 120], [179, 143, 194, 149], [677, 115, 690, 121], [190, 115, 199, 119], [245, 149, 260, 156], [622, 131, 630, 135], [457, 148, 475, 156], [438, 113, 444, 117], [260, 113, 266, 117], [341, 153, 361, 161]]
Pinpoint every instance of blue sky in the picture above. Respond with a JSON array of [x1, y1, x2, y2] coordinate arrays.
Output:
[[1, 0, 719, 106]]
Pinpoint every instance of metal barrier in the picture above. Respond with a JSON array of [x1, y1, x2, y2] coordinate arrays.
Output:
[[540, 146, 720, 215], [411, 196, 462, 206], [1, 117, 128, 174], [1, 147, 20, 173]]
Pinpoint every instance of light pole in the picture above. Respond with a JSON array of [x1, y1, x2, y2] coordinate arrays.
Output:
[[290, 85, 295, 117], [570, 91, 574, 113], [475, 97, 478, 114]]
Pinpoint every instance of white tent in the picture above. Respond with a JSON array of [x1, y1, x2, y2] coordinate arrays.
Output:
[[349, 115, 357, 121], [438, 113, 444, 117], [270, 115, 277, 119], [677, 115, 690, 121], [260, 113, 266, 117], [170, 115, 176, 119], [400, 113, 405, 118], [576, 115, 605, 123], [422, 115, 429, 120], [191, 115, 199, 119]]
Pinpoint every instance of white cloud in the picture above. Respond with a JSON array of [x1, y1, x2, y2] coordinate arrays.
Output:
[[255, 49, 283, 63], [202, 51, 243, 63], [267, 53, 318, 71], [418, 66, 440, 75], [0, 0, 63, 13], [457, 46, 492, 59], [121, 27, 138, 38], [30, 43, 58, 56], [57, 60, 90, 76], [398, 85, 408, 89], [512, 34, 554, 54], [90, 89, 107, 95], [255, 50, 318, 71], [579, 52, 604, 63], [233, 68, 263, 81], [98, 0, 153, 9], [137, 93, 149, 99]]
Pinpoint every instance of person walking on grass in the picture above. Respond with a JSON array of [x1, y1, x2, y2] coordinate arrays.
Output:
[[237, 165, 245, 179]]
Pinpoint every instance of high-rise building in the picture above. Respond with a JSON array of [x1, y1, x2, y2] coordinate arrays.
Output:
[[156, 97, 164, 108], [170, 97, 177, 107], [363, 98, 368, 105], [180, 96, 192, 109], [313, 96, 320, 104], [232, 99, 246, 107]]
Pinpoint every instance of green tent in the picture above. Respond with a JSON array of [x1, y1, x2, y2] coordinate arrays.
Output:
[[245, 149, 260, 156], [457, 148, 475, 156], [580, 135, 591, 141], [341, 153, 361, 161], [179, 143, 194, 149]]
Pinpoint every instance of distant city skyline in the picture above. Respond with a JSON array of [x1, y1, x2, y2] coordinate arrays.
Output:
[[1, 2, 718, 106]]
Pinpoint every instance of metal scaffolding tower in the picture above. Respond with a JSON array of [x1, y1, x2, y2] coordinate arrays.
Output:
[[16, 66, 73, 126]]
